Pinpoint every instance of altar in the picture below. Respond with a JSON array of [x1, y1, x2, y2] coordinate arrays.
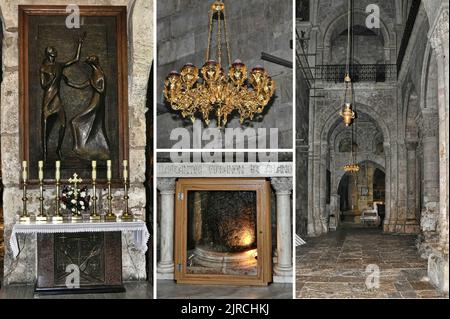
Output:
[[11, 220, 149, 294]]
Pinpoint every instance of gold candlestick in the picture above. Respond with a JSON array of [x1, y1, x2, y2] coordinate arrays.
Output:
[[121, 160, 133, 221], [19, 161, 31, 223], [105, 160, 116, 221], [52, 161, 63, 223], [36, 161, 48, 223], [90, 161, 101, 221], [68, 173, 83, 222]]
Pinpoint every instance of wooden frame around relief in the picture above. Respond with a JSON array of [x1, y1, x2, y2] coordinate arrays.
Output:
[[174, 178, 272, 286], [19, 6, 129, 186]]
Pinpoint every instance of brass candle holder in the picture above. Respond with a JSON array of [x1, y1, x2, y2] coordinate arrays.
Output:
[[69, 173, 83, 222], [52, 161, 63, 223], [36, 161, 48, 223], [90, 161, 101, 221], [19, 161, 31, 223], [105, 160, 117, 221], [121, 160, 133, 221]]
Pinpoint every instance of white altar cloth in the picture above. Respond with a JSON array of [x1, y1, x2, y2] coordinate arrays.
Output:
[[10, 220, 150, 258]]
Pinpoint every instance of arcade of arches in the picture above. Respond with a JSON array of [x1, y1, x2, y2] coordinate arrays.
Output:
[[296, 0, 449, 297]]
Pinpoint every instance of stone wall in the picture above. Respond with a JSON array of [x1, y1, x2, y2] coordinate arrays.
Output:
[[295, 56, 309, 236], [157, 0, 293, 150], [0, 0, 153, 284]]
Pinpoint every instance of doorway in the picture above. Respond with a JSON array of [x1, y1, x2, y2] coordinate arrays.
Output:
[[337, 161, 385, 225]]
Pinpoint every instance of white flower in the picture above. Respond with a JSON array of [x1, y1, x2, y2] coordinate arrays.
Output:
[[61, 204, 66, 210], [71, 208, 75, 212], [79, 200, 84, 205], [81, 206, 85, 210], [68, 191, 73, 195], [80, 191, 86, 198], [71, 199, 76, 204]]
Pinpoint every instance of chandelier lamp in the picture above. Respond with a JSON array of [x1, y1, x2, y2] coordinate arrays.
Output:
[[342, 0, 359, 173], [163, 0, 276, 128], [339, 0, 356, 127]]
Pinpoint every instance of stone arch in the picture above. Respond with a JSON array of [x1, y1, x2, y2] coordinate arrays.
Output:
[[334, 158, 386, 195], [318, 102, 390, 145], [320, 9, 393, 63]]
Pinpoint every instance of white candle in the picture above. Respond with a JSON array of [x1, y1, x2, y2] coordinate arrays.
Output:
[[106, 160, 112, 180], [22, 161, 27, 182], [55, 161, 60, 181], [123, 160, 128, 180], [38, 161, 44, 181], [92, 160, 97, 180]]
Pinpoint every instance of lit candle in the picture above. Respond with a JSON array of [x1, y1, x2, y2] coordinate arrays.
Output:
[[22, 161, 27, 182], [106, 160, 112, 180], [38, 161, 44, 181], [123, 160, 128, 180], [92, 160, 97, 180], [55, 161, 60, 181]]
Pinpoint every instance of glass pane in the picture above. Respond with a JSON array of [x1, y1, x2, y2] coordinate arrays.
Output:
[[186, 191, 258, 276]]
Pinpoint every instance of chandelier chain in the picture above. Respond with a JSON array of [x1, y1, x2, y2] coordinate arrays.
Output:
[[217, 9, 222, 66], [223, 6, 231, 66], [206, 10, 213, 61]]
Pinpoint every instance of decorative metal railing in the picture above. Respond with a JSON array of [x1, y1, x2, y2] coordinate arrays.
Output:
[[315, 64, 397, 82]]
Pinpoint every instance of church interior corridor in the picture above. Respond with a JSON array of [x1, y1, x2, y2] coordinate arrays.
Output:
[[296, 0, 449, 298]]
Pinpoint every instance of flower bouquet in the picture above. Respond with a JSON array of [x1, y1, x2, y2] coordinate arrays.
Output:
[[60, 185, 91, 218]]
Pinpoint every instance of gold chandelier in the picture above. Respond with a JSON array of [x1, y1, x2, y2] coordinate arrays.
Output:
[[339, 0, 355, 127], [163, 0, 276, 128]]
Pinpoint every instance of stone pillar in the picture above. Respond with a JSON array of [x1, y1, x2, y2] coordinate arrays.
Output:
[[271, 177, 293, 283], [157, 178, 176, 279], [419, 112, 440, 250], [428, 8, 449, 293], [405, 140, 420, 233]]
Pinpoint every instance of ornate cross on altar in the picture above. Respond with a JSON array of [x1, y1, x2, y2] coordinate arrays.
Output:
[[69, 173, 83, 218]]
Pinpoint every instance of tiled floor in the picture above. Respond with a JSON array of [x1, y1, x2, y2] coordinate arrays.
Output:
[[158, 281, 292, 299], [0, 282, 152, 299], [296, 226, 447, 299]]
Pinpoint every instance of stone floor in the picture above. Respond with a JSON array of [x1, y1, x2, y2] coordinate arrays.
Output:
[[158, 281, 292, 299], [296, 226, 448, 299], [0, 282, 153, 299]]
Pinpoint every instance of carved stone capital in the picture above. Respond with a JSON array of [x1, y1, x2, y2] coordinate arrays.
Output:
[[421, 112, 439, 138], [430, 9, 449, 56], [157, 178, 176, 194], [271, 177, 293, 194], [421, 204, 439, 232]]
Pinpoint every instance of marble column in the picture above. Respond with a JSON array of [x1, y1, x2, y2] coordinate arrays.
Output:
[[271, 177, 293, 283], [405, 140, 420, 233], [428, 8, 449, 293], [157, 178, 176, 279], [419, 112, 440, 246]]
